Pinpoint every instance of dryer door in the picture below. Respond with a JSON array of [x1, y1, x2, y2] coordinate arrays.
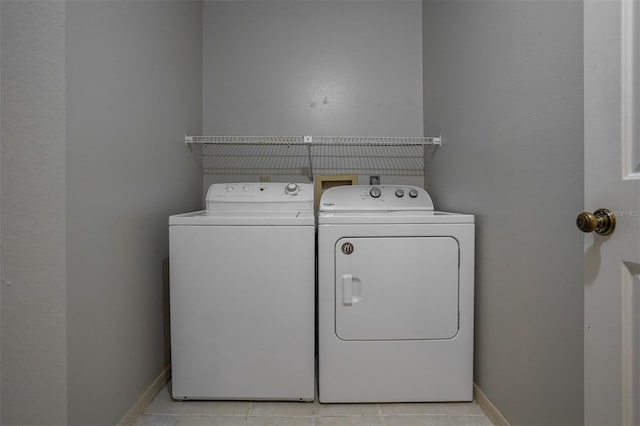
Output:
[[335, 236, 459, 341]]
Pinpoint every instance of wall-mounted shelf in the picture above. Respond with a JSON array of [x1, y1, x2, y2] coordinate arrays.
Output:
[[185, 135, 442, 179]]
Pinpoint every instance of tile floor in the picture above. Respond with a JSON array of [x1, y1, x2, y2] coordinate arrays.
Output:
[[135, 384, 493, 426]]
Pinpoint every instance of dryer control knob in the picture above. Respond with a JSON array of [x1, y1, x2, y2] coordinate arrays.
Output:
[[395, 189, 405, 198], [370, 187, 382, 198], [285, 183, 299, 194], [409, 189, 419, 198]]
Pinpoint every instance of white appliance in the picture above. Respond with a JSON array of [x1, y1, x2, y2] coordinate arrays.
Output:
[[317, 185, 475, 402], [169, 182, 315, 401]]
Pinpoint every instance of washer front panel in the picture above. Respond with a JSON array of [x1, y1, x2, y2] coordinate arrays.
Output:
[[335, 236, 459, 341], [170, 224, 315, 400]]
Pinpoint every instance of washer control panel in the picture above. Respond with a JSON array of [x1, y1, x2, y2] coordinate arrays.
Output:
[[320, 185, 434, 211], [206, 182, 314, 210]]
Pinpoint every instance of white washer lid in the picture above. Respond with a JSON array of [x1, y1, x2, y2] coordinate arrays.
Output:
[[170, 210, 315, 226]]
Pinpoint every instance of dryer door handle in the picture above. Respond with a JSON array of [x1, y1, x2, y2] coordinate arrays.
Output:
[[342, 274, 362, 306], [343, 274, 353, 305]]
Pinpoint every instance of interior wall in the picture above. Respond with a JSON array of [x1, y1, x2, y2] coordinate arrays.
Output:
[[0, 2, 68, 424], [202, 0, 424, 190], [65, 1, 202, 424], [422, 1, 584, 425], [0, 3, 3, 419]]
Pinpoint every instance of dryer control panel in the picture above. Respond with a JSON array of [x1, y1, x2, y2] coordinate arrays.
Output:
[[320, 185, 434, 212]]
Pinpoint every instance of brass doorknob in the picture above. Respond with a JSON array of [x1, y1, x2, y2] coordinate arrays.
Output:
[[576, 208, 616, 235]]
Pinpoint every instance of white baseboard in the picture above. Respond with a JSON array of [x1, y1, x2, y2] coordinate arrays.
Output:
[[474, 383, 510, 426], [118, 366, 171, 426]]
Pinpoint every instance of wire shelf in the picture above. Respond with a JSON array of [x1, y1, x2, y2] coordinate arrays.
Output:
[[201, 143, 309, 175], [186, 136, 305, 145], [311, 144, 425, 176], [186, 135, 441, 177], [186, 135, 441, 146]]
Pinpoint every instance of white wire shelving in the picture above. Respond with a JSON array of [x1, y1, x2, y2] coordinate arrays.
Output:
[[185, 135, 442, 179]]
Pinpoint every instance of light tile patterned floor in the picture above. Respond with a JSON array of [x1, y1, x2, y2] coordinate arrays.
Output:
[[135, 384, 493, 426]]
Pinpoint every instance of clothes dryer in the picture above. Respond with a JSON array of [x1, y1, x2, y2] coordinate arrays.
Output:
[[317, 185, 474, 402], [169, 182, 315, 401]]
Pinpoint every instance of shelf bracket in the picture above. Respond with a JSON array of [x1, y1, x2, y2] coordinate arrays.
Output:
[[304, 136, 314, 182]]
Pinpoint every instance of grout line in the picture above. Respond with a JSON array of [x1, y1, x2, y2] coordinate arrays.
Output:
[[380, 410, 387, 426]]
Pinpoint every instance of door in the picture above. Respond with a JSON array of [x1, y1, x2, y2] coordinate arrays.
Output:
[[584, 1, 640, 424], [334, 236, 459, 341]]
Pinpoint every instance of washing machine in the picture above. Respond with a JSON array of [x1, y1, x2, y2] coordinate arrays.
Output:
[[169, 182, 315, 401], [317, 185, 474, 402]]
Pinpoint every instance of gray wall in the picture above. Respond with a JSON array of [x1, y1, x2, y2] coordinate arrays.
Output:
[[0, 4, 2, 419], [422, 1, 584, 425], [0, 2, 3, 420], [1, 2, 68, 424], [65, 1, 202, 424], [1, 1, 202, 425], [202, 0, 424, 188]]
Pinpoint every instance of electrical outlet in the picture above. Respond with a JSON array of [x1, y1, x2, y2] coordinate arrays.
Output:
[[369, 175, 381, 185]]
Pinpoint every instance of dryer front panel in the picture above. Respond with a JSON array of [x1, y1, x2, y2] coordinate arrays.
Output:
[[335, 236, 459, 341]]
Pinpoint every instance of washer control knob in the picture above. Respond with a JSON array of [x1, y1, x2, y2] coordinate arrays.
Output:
[[409, 189, 419, 198], [395, 189, 405, 198], [225, 185, 234, 192], [370, 187, 382, 198], [285, 183, 299, 194]]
